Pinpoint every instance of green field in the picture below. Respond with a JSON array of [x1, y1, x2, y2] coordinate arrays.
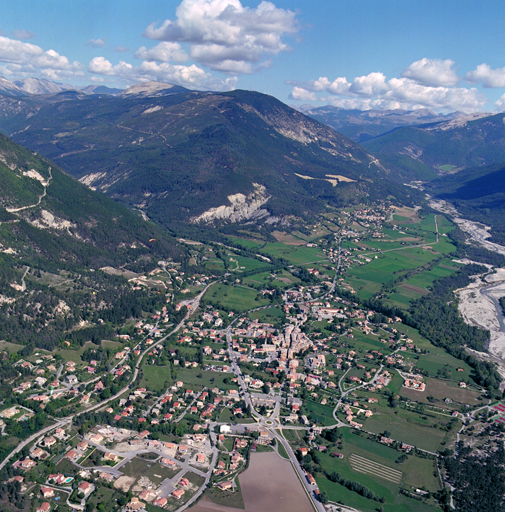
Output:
[[316, 476, 439, 512], [242, 269, 301, 289], [175, 368, 239, 391], [40, 340, 114, 363], [205, 283, 271, 312], [0, 341, 25, 353], [305, 400, 336, 426], [227, 253, 272, 273], [314, 428, 440, 512], [141, 365, 172, 392], [248, 307, 284, 323], [362, 407, 449, 453], [260, 243, 327, 265]]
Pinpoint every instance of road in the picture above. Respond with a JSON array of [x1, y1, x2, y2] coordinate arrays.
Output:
[[6, 167, 53, 213]]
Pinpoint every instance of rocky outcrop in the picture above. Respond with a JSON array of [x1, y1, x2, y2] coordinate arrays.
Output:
[[192, 183, 271, 224]]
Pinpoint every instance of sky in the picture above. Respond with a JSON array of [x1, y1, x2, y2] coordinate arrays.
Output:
[[1, 0, 505, 113]]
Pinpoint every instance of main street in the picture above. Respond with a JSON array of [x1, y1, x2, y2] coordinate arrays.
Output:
[[223, 314, 325, 512]]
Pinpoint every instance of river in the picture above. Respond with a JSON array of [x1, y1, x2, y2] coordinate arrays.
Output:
[[429, 198, 505, 387]]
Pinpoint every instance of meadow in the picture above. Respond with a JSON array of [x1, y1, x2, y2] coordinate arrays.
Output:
[[205, 283, 271, 311]]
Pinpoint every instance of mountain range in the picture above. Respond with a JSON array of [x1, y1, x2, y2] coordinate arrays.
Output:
[[0, 75, 122, 97], [299, 105, 462, 143], [0, 81, 422, 234], [361, 112, 505, 174], [5, 75, 505, 246]]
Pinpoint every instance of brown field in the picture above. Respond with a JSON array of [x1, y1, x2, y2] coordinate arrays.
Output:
[[399, 283, 429, 295], [272, 231, 307, 246], [114, 475, 136, 492], [189, 452, 314, 512], [188, 501, 244, 512]]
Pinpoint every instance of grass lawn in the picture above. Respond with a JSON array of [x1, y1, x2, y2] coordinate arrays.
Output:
[[317, 476, 440, 512], [86, 485, 123, 512], [121, 457, 181, 483], [276, 442, 289, 459], [347, 330, 393, 353], [243, 268, 302, 289], [218, 407, 234, 423], [229, 236, 265, 249], [254, 444, 274, 453], [226, 253, 272, 273], [101, 339, 124, 350], [315, 428, 440, 512], [140, 365, 171, 392], [281, 428, 305, 446], [362, 408, 447, 453], [305, 400, 336, 426]]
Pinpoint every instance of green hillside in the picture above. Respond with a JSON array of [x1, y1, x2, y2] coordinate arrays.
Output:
[[0, 132, 185, 350]]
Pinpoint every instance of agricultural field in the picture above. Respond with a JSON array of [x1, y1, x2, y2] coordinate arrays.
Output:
[[305, 400, 336, 426], [260, 243, 327, 266], [343, 211, 458, 303], [121, 457, 181, 482], [315, 428, 441, 512], [0, 341, 24, 353], [38, 339, 125, 363], [361, 406, 456, 453], [205, 283, 271, 311], [242, 269, 301, 289]]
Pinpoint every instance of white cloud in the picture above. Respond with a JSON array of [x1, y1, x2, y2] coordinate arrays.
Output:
[[89, 55, 236, 91], [34, 49, 82, 70], [349, 72, 388, 96], [402, 58, 459, 87], [11, 30, 35, 40], [89, 57, 132, 76], [290, 59, 488, 113], [0, 35, 83, 79], [85, 38, 106, 48], [142, 0, 299, 74], [386, 78, 485, 111], [465, 63, 505, 88], [135, 42, 188, 63], [0, 36, 43, 63], [494, 93, 505, 111], [288, 76, 350, 94], [289, 86, 316, 101]]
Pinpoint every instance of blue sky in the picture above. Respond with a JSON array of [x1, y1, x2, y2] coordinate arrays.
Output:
[[1, 0, 505, 112]]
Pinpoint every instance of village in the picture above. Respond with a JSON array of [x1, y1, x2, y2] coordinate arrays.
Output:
[[0, 203, 498, 512]]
